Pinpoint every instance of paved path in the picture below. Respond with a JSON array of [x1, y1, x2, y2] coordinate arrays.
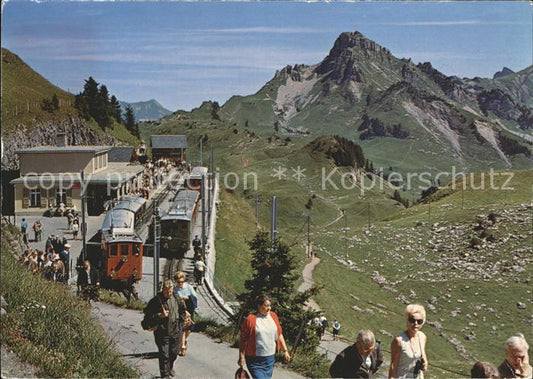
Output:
[[91, 301, 304, 379]]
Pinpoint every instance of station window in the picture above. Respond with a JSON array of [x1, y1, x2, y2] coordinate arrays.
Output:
[[109, 244, 118, 256], [30, 189, 41, 208], [56, 188, 67, 205], [120, 244, 130, 256]]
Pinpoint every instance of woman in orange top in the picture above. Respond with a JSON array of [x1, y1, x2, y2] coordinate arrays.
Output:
[[238, 294, 291, 379]]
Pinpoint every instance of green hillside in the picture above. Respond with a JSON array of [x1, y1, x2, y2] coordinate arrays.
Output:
[[1, 48, 140, 146], [1, 48, 77, 131], [142, 106, 532, 377]]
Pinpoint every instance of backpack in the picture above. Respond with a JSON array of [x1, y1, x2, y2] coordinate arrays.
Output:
[[141, 313, 159, 332]]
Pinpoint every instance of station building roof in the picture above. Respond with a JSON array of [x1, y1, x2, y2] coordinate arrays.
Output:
[[15, 146, 111, 154], [10, 162, 144, 185], [108, 146, 135, 162], [150, 135, 187, 149]]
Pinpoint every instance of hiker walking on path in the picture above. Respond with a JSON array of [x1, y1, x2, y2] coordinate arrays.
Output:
[[192, 235, 201, 257], [319, 315, 328, 340], [143, 279, 186, 378], [330, 329, 384, 378], [332, 320, 341, 341], [67, 209, 74, 229], [32, 220, 42, 242], [174, 271, 198, 357], [238, 294, 291, 379], [389, 304, 428, 379], [193, 257, 206, 285], [20, 218, 28, 244], [72, 219, 79, 240]]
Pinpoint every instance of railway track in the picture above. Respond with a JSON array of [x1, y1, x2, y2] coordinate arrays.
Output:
[[165, 256, 233, 325]]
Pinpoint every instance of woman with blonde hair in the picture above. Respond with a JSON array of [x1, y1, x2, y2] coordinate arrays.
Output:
[[389, 304, 428, 379], [173, 271, 197, 357]]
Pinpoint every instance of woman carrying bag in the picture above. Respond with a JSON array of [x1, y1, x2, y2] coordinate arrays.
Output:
[[238, 294, 291, 379], [173, 271, 197, 357]]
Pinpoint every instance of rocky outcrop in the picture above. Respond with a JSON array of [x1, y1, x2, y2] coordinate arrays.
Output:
[[1, 117, 119, 170], [275, 64, 308, 82], [417, 61, 472, 103], [477, 89, 533, 130], [493, 67, 515, 79]]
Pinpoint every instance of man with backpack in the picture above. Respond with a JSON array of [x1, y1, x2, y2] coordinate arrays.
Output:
[[142, 279, 186, 379]]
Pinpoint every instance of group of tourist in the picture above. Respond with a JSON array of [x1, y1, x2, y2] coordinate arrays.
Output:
[[127, 158, 185, 200], [18, 234, 72, 283], [328, 303, 531, 379]]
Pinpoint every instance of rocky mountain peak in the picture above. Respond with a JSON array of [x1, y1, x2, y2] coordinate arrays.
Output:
[[314, 31, 392, 84], [493, 67, 515, 79], [331, 31, 387, 55]]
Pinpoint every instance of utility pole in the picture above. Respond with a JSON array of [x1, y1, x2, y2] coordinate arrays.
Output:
[[271, 196, 278, 248], [343, 209, 348, 261], [201, 174, 206, 260], [199, 138, 203, 166], [80, 170, 87, 262], [461, 186, 464, 210], [255, 193, 261, 224], [153, 201, 160, 297], [210, 145, 214, 204], [428, 198, 431, 223], [367, 203, 371, 229], [307, 214, 311, 258], [207, 151, 212, 228]]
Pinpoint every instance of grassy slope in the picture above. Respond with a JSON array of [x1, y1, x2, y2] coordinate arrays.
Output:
[[0, 223, 137, 378], [143, 102, 532, 379], [1, 48, 77, 132], [2, 48, 140, 146], [313, 170, 532, 377]]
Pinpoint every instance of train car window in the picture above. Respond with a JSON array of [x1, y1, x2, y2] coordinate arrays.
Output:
[[134, 244, 141, 256], [109, 244, 118, 256], [120, 244, 130, 256]]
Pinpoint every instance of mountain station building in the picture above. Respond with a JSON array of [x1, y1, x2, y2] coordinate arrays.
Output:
[[10, 137, 144, 216], [150, 135, 187, 163]]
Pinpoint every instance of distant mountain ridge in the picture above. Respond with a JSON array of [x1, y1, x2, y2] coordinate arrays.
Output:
[[120, 99, 172, 122], [218, 31, 532, 175]]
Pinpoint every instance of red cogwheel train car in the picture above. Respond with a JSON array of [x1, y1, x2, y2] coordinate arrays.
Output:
[[99, 196, 145, 292]]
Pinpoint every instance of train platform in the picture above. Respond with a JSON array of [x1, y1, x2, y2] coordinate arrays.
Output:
[[12, 166, 182, 286]]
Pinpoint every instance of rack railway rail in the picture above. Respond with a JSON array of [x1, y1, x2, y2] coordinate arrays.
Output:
[[165, 257, 234, 325]]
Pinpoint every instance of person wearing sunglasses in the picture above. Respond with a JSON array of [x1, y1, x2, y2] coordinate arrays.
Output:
[[389, 304, 428, 379], [498, 333, 531, 378]]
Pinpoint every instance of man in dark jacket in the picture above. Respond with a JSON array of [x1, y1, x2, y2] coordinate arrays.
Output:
[[77, 260, 100, 301], [498, 333, 531, 378], [143, 279, 186, 378], [330, 329, 383, 378]]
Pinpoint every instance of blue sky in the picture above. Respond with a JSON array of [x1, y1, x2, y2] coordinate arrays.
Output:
[[2, 1, 532, 111]]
